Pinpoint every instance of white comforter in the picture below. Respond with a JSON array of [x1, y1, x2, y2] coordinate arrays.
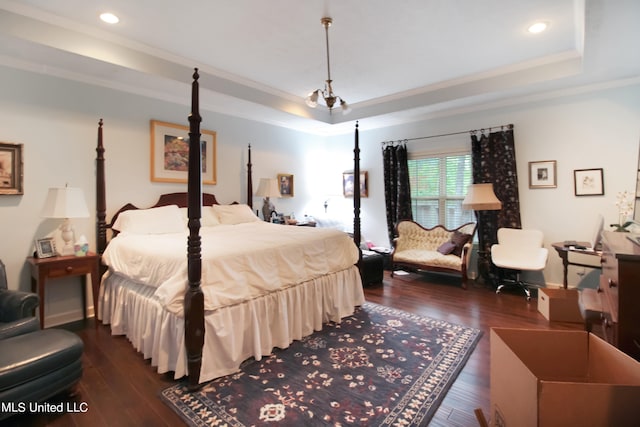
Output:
[[102, 222, 359, 314]]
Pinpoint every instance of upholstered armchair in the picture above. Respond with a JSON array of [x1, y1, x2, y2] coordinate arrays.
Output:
[[0, 259, 84, 420], [0, 260, 40, 340]]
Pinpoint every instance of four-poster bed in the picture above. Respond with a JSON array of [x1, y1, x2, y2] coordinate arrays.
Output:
[[95, 69, 365, 389]]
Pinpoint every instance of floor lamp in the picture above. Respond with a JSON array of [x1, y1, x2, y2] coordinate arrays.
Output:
[[462, 183, 502, 284]]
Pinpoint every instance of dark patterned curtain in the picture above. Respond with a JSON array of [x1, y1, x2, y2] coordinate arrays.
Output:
[[383, 144, 412, 243], [471, 128, 521, 283]]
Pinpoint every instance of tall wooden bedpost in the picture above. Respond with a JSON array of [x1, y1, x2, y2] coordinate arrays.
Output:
[[247, 144, 253, 209], [96, 119, 107, 256], [353, 121, 362, 259], [185, 68, 205, 390]]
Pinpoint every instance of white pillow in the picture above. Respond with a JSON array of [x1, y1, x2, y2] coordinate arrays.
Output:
[[213, 204, 260, 225], [113, 205, 186, 234], [179, 206, 221, 227]]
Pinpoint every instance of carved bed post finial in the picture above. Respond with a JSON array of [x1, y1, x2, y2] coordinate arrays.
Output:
[[185, 68, 205, 390], [247, 144, 253, 209], [353, 121, 361, 259], [96, 119, 107, 257]]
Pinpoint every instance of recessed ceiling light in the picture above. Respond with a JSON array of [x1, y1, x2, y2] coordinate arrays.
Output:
[[100, 12, 119, 24], [528, 21, 548, 34]]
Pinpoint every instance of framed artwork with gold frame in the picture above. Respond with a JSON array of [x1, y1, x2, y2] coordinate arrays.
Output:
[[343, 171, 368, 198], [277, 173, 294, 197], [0, 142, 24, 195], [150, 120, 217, 184]]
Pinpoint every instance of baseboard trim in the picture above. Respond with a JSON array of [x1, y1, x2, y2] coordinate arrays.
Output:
[[44, 306, 96, 328]]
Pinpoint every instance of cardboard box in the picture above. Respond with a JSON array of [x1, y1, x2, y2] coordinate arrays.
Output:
[[537, 288, 583, 323], [490, 328, 640, 427]]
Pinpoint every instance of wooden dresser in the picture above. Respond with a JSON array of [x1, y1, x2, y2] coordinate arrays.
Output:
[[599, 231, 640, 361]]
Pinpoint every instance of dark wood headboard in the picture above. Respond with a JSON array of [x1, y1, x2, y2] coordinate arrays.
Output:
[[150, 192, 219, 208]]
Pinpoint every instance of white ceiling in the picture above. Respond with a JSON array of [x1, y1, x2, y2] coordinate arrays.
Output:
[[0, 0, 639, 135]]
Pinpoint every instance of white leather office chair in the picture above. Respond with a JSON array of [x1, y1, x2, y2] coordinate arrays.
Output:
[[490, 228, 548, 300]]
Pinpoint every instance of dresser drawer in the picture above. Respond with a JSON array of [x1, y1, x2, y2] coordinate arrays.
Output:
[[600, 247, 618, 285], [40, 259, 94, 279], [601, 314, 618, 346], [600, 274, 619, 324], [598, 275, 617, 346]]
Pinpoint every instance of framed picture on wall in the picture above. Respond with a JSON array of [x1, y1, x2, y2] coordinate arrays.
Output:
[[150, 120, 217, 184], [343, 171, 368, 198], [0, 142, 24, 195], [574, 168, 604, 196], [528, 160, 557, 189], [277, 173, 294, 197]]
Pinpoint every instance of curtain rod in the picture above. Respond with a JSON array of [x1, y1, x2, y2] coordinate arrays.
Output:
[[381, 123, 513, 146]]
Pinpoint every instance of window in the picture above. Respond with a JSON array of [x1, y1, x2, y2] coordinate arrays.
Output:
[[408, 152, 474, 228]]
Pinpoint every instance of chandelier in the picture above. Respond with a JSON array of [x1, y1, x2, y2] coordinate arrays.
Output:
[[305, 17, 351, 115]]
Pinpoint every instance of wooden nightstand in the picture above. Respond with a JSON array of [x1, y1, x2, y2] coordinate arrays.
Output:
[[27, 253, 100, 328], [285, 221, 316, 227]]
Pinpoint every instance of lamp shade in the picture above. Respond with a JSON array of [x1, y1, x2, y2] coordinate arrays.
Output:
[[255, 178, 281, 198], [41, 187, 90, 218], [305, 90, 319, 108], [462, 183, 502, 211]]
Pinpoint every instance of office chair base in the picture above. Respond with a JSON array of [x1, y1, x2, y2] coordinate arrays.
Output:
[[496, 280, 533, 300]]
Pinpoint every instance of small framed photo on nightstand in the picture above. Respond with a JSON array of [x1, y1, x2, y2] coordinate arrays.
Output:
[[35, 237, 57, 258]]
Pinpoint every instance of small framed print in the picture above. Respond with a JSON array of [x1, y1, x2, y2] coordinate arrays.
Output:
[[277, 173, 294, 197], [35, 238, 57, 258], [574, 168, 604, 196], [343, 171, 368, 198], [0, 142, 24, 195], [150, 120, 217, 185], [529, 160, 557, 189]]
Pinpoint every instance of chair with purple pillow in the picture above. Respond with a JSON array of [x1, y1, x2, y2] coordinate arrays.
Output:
[[391, 221, 476, 288]]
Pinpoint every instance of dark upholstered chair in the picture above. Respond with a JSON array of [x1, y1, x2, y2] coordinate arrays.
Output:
[[0, 260, 84, 421], [0, 260, 40, 340]]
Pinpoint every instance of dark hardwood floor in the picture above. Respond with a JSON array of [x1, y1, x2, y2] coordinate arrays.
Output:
[[5, 271, 585, 427]]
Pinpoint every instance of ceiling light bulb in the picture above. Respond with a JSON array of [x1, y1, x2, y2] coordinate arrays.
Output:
[[528, 21, 547, 34], [100, 13, 120, 24]]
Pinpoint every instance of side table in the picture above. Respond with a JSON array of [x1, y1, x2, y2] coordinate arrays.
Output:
[[371, 247, 393, 270], [550, 242, 601, 289], [27, 253, 100, 328], [359, 250, 384, 286]]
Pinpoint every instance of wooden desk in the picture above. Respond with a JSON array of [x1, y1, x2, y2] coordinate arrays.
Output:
[[551, 242, 601, 289], [27, 253, 100, 328]]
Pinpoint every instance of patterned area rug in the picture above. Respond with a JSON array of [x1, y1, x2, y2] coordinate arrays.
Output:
[[160, 302, 482, 426]]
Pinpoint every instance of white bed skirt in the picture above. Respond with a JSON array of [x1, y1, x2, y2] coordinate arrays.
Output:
[[98, 265, 365, 383]]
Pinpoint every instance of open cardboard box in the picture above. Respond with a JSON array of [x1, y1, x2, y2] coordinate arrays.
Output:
[[490, 328, 640, 427], [537, 288, 583, 323]]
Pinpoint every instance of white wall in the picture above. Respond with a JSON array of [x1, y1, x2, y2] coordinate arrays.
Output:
[[1, 64, 639, 326], [354, 83, 640, 287]]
